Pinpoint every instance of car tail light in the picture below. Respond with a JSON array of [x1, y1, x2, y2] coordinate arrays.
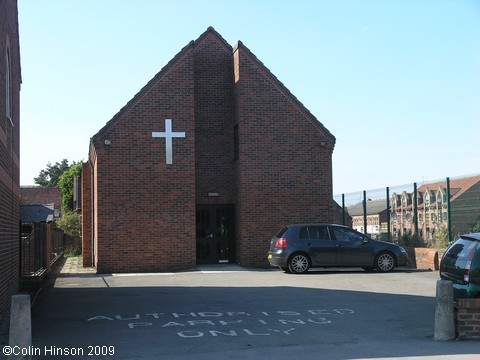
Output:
[[275, 238, 287, 248], [464, 248, 477, 283], [464, 261, 471, 283]]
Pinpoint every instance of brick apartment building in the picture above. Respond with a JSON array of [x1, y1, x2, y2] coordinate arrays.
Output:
[[82, 28, 336, 273], [0, 0, 21, 318], [391, 175, 480, 241]]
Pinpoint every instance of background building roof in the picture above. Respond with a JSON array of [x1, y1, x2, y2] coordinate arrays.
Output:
[[21, 204, 54, 224], [347, 199, 388, 216]]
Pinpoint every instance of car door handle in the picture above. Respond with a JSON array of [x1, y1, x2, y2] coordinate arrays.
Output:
[[336, 244, 343, 248]]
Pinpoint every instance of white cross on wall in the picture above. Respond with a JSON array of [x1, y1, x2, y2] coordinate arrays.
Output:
[[152, 119, 186, 165]]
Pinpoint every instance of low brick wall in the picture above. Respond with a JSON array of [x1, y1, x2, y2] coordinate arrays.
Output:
[[456, 299, 480, 340], [405, 247, 439, 270]]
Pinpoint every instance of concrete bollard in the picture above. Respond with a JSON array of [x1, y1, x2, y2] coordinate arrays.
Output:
[[9, 294, 32, 359], [434, 279, 455, 341]]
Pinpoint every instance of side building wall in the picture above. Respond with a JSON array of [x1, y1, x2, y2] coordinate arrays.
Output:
[[0, 0, 21, 319]]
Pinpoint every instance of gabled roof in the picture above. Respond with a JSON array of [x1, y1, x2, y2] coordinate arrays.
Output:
[[91, 27, 230, 144], [417, 175, 480, 202], [90, 27, 335, 152], [233, 41, 336, 145], [423, 188, 434, 199], [91, 41, 194, 143], [390, 175, 480, 211], [196, 26, 232, 53]]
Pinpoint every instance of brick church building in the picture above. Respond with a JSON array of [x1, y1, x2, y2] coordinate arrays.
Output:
[[82, 28, 335, 273]]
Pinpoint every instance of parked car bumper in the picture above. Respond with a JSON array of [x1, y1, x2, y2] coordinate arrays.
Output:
[[267, 252, 288, 267], [451, 284, 480, 299]]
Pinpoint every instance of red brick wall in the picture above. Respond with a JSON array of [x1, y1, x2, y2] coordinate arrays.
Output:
[[405, 247, 439, 270], [456, 299, 480, 340], [20, 187, 61, 205], [0, 0, 20, 318], [81, 161, 92, 267], [194, 32, 236, 206], [90, 44, 197, 273], [233, 42, 335, 267]]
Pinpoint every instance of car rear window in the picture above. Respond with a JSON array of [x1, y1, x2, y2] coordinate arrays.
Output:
[[445, 238, 476, 261], [275, 227, 289, 238], [441, 237, 479, 284]]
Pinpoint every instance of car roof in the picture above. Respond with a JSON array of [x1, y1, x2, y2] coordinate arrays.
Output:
[[286, 224, 348, 228], [460, 233, 480, 241]]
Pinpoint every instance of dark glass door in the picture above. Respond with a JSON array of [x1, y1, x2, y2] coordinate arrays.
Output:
[[196, 205, 235, 264]]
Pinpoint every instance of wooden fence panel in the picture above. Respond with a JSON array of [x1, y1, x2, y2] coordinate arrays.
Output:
[[20, 223, 64, 279]]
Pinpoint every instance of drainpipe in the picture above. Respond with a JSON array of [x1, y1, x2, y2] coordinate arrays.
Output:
[[88, 157, 95, 268]]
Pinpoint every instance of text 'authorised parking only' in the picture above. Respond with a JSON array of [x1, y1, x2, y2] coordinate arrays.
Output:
[[87, 308, 355, 338]]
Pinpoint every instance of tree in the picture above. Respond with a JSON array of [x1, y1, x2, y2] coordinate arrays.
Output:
[[34, 159, 72, 187], [35, 160, 83, 243], [432, 225, 450, 250], [58, 163, 82, 213], [399, 233, 425, 248], [56, 211, 82, 238], [56, 211, 82, 256], [56, 163, 83, 249], [472, 221, 480, 233]]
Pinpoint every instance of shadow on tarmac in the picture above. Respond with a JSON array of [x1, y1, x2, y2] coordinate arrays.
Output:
[[29, 271, 479, 360]]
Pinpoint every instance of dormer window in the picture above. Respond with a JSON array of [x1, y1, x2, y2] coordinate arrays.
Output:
[[401, 192, 410, 209], [391, 194, 397, 208], [437, 187, 446, 204]]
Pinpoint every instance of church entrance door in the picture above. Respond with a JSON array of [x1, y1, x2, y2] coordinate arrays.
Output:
[[196, 205, 235, 264]]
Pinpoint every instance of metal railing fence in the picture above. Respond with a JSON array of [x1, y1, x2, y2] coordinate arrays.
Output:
[[334, 174, 480, 248]]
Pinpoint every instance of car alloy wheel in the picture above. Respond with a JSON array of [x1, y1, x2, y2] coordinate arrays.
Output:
[[375, 252, 395, 272], [288, 254, 309, 274]]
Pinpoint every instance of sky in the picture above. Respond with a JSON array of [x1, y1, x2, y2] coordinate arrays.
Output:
[[17, 0, 480, 195]]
